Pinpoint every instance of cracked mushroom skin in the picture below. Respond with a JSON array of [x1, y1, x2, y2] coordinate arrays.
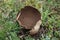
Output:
[[16, 6, 41, 35]]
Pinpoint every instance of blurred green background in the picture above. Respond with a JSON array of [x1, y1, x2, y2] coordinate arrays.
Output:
[[0, 0, 60, 40]]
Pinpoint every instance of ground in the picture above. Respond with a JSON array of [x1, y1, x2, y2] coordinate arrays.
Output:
[[0, 0, 60, 40]]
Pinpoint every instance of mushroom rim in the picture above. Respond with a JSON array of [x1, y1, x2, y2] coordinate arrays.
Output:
[[16, 6, 42, 29]]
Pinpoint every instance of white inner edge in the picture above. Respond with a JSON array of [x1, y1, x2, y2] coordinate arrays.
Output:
[[30, 20, 42, 35]]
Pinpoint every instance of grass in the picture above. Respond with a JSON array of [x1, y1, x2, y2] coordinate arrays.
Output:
[[0, 0, 60, 40]]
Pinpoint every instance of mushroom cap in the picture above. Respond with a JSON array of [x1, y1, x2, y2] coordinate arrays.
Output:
[[16, 6, 41, 29]]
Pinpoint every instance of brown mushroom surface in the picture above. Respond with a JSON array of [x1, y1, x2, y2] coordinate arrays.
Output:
[[16, 6, 41, 35]]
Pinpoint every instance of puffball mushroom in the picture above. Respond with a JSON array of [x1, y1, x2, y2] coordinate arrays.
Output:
[[16, 6, 42, 35]]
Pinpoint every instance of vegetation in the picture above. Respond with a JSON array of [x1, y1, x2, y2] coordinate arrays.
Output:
[[0, 0, 60, 40]]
